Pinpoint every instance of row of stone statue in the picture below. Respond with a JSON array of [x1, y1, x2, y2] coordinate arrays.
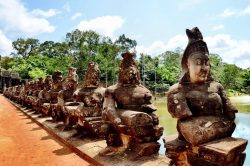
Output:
[[3, 27, 247, 165], [4, 53, 163, 158]]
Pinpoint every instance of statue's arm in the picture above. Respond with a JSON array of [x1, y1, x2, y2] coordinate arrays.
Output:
[[103, 89, 122, 125], [167, 84, 192, 119], [218, 83, 238, 120]]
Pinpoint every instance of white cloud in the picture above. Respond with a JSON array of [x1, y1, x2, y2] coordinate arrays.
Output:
[[220, 5, 250, 17], [71, 12, 82, 20], [63, 3, 71, 12], [77, 16, 125, 38], [165, 35, 187, 50], [240, 5, 250, 15], [0, 0, 55, 36], [136, 34, 187, 56], [137, 41, 167, 56], [211, 24, 224, 31], [30, 9, 61, 18], [205, 34, 250, 68], [137, 33, 250, 69], [0, 30, 13, 55], [220, 8, 236, 17]]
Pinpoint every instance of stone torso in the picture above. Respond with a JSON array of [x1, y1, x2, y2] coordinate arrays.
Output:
[[74, 87, 105, 108], [111, 84, 153, 112], [181, 81, 223, 116]]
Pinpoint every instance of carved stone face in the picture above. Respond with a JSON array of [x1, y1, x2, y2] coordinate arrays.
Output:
[[84, 62, 100, 87], [119, 66, 140, 85], [187, 52, 210, 84], [65, 80, 76, 90], [45, 76, 53, 89], [68, 67, 76, 78]]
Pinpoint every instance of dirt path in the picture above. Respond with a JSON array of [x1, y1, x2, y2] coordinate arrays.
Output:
[[0, 95, 90, 166]]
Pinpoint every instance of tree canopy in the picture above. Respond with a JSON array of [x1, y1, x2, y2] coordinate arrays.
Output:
[[1, 29, 249, 95]]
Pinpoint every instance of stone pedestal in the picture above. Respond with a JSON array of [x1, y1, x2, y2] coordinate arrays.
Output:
[[41, 103, 51, 115], [78, 116, 104, 137], [51, 103, 65, 122], [131, 142, 161, 158], [163, 135, 247, 166]]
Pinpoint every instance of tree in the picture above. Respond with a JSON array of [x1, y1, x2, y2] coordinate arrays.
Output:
[[209, 54, 224, 82], [221, 64, 244, 90], [66, 30, 102, 79], [138, 54, 159, 82], [12, 38, 40, 58], [115, 34, 137, 53], [157, 51, 181, 85], [38, 41, 70, 58], [96, 37, 120, 86], [28, 67, 47, 79], [0, 56, 14, 70]]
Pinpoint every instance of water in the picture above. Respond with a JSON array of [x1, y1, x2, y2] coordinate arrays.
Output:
[[155, 96, 250, 165]]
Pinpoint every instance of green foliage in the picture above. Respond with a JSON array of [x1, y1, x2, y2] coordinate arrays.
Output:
[[225, 89, 243, 97], [0, 56, 14, 69], [28, 67, 47, 79], [242, 69, 250, 93], [138, 51, 181, 93], [4, 29, 250, 95], [8, 29, 137, 85], [12, 38, 39, 58], [114, 34, 137, 53], [243, 69, 250, 86], [39, 41, 70, 58], [209, 54, 224, 81], [157, 51, 181, 85], [221, 64, 244, 90]]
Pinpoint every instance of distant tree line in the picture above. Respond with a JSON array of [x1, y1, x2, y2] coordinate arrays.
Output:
[[0, 29, 250, 95]]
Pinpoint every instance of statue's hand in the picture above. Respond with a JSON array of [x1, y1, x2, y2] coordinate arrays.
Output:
[[226, 112, 235, 120], [113, 118, 126, 133], [117, 124, 127, 133], [114, 117, 122, 125], [141, 104, 157, 113]]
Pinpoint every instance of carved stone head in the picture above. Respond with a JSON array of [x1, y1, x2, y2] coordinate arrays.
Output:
[[118, 52, 141, 86], [65, 67, 78, 90], [44, 75, 53, 90], [53, 71, 63, 90], [180, 27, 213, 84], [84, 62, 101, 88], [67, 67, 77, 80], [37, 77, 44, 90]]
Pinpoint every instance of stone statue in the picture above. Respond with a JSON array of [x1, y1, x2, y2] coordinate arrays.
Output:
[[64, 62, 105, 136], [164, 27, 247, 166], [31, 77, 44, 111], [50, 71, 64, 103], [13, 85, 21, 101], [37, 75, 52, 114], [100, 52, 163, 158], [18, 84, 25, 105], [23, 81, 33, 107], [48, 71, 64, 120], [25, 81, 36, 108], [55, 67, 78, 125]]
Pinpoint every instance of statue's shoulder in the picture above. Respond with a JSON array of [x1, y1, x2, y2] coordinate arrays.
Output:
[[209, 81, 224, 90], [167, 83, 181, 95], [105, 84, 118, 95], [96, 86, 106, 96]]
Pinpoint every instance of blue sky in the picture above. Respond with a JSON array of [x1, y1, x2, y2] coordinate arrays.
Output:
[[0, 0, 250, 68]]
